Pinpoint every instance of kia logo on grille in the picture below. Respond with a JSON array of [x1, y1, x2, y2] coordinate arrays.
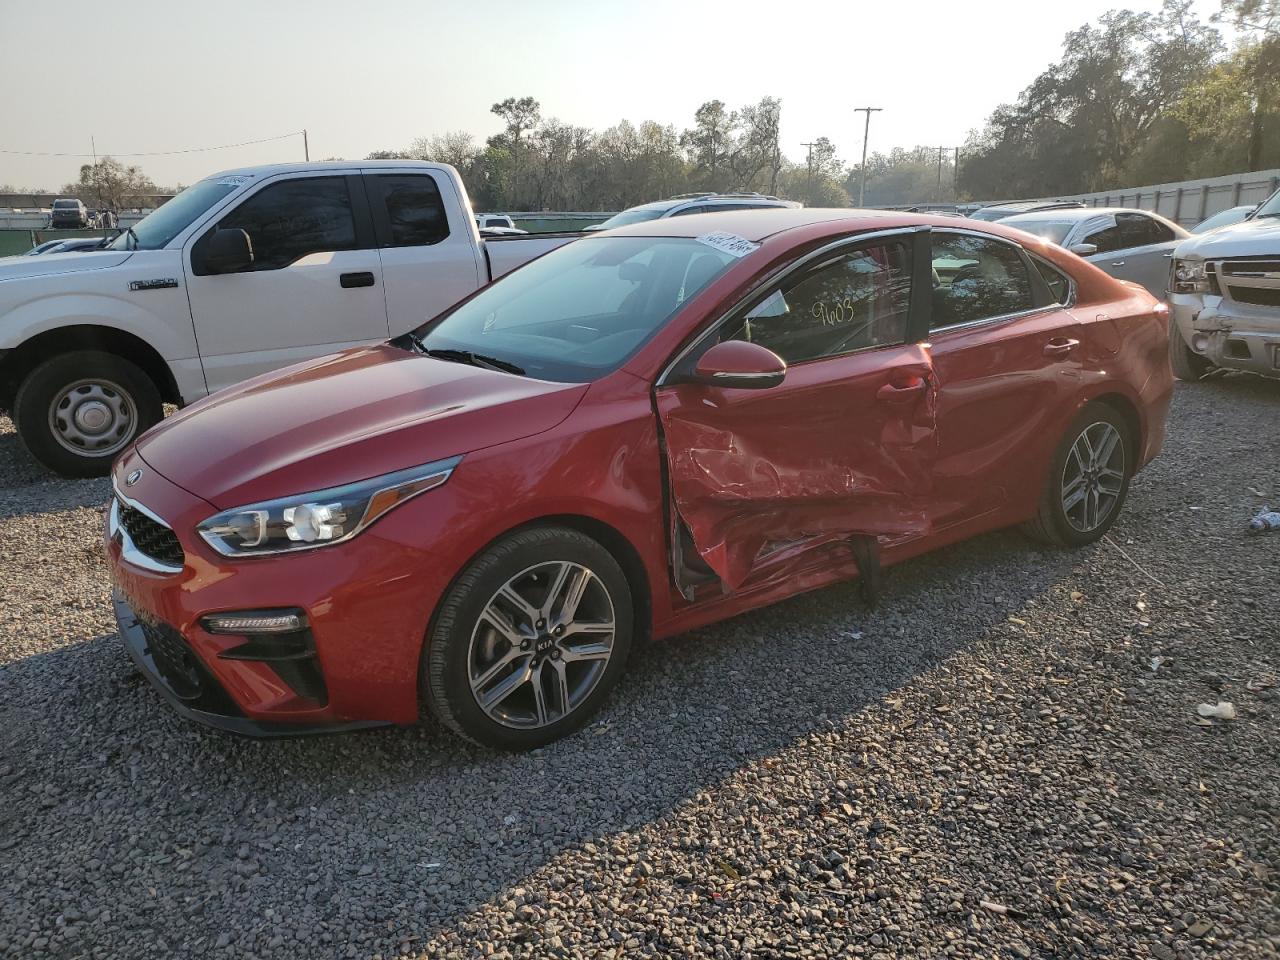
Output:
[[125, 469, 142, 487]]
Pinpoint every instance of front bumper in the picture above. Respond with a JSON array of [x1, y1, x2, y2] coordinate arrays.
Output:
[[1170, 291, 1280, 379], [104, 448, 460, 732], [112, 589, 386, 737]]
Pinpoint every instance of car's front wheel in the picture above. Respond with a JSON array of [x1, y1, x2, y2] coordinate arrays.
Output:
[[13, 351, 163, 478], [424, 526, 633, 750], [1023, 403, 1133, 547]]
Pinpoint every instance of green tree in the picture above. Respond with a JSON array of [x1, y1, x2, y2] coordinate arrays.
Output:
[[960, 1, 1221, 197], [61, 157, 159, 210], [490, 96, 542, 208]]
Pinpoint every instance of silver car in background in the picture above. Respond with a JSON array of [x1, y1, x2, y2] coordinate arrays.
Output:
[[999, 207, 1189, 299]]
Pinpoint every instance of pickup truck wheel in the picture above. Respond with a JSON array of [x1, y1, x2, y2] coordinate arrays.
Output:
[[1022, 403, 1132, 547], [13, 351, 162, 478], [424, 526, 633, 750], [1168, 320, 1211, 381]]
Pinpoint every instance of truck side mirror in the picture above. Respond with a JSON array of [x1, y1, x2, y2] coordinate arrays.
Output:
[[201, 229, 254, 274]]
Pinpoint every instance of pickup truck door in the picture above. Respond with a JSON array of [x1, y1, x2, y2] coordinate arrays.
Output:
[[1079, 212, 1180, 299], [183, 173, 389, 393], [361, 170, 485, 337]]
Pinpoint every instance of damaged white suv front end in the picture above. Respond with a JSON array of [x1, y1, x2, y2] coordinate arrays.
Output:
[[1168, 196, 1280, 381]]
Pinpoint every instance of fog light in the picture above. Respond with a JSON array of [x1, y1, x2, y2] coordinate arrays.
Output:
[[202, 610, 306, 635], [1192, 334, 1209, 353]]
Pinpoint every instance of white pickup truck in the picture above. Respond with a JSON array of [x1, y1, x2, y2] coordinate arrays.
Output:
[[0, 161, 575, 476], [1169, 187, 1280, 382]]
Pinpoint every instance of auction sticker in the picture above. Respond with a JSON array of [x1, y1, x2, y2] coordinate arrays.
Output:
[[215, 175, 252, 186], [695, 231, 760, 258]]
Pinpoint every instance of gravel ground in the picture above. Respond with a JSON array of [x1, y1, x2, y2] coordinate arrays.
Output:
[[1, 376, 1277, 960]]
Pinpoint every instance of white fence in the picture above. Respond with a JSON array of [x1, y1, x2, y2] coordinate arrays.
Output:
[[1058, 169, 1280, 228]]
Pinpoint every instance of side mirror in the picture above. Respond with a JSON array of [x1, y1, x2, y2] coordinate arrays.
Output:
[[1068, 242, 1098, 256], [689, 340, 786, 390], [201, 228, 254, 274]]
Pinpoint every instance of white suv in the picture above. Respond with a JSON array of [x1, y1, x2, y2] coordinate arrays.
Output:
[[1168, 188, 1280, 381], [585, 193, 800, 232]]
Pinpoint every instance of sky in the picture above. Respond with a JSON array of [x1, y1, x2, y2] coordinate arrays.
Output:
[[0, 0, 1223, 192]]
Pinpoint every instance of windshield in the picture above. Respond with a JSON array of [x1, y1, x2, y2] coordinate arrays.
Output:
[[107, 176, 244, 250], [968, 207, 1017, 222], [594, 206, 671, 230], [1002, 219, 1076, 244], [417, 236, 738, 382], [1254, 189, 1280, 220], [1194, 207, 1252, 233], [53, 200, 79, 209]]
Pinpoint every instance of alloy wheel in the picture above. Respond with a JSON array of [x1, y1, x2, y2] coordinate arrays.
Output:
[[1061, 420, 1125, 533], [467, 561, 616, 729], [47, 378, 136, 457]]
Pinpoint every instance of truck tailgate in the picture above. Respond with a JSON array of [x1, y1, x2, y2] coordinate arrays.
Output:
[[483, 234, 579, 280]]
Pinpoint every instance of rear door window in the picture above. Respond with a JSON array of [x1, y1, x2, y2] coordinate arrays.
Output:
[[1117, 213, 1174, 248], [931, 233, 1035, 328], [368, 174, 450, 247]]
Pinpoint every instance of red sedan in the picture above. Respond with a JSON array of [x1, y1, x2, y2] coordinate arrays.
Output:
[[105, 210, 1172, 748]]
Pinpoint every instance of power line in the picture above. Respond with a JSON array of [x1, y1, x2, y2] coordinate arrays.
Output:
[[0, 130, 306, 158]]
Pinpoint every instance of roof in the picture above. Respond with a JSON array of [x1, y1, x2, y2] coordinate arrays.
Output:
[[596, 207, 941, 243], [199, 160, 455, 180], [999, 206, 1163, 224]]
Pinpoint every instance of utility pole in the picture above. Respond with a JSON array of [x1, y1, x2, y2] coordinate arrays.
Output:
[[927, 145, 949, 203], [854, 107, 882, 207], [801, 141, 817, 205], [90, 136, 97, 166], [953, 146, 961, 201], [303, 129, 310, 162]]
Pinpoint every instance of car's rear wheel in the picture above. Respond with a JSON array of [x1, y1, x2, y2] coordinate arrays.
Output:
[[1169, 320, 1211, 381], [1022, 403, 1132, 547], [423, 526, 633, 750], [13, 351, 163, 478]]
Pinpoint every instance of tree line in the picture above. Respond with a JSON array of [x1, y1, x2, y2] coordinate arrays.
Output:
[[958, 0, 1279, 199]]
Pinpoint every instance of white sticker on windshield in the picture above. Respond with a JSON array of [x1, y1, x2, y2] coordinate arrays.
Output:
[[215, 175, 251, 186], [695, 231, 760, 259]]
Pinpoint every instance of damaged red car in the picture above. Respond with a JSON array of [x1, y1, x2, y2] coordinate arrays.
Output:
[[106, 210, 1172, 748]]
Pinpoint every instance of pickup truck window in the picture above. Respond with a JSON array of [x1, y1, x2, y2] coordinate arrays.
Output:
[[418, 236, 736, 382], [369, 174, 449, 247], [212, 177, 358, 271], [108, 177, 240, 250]]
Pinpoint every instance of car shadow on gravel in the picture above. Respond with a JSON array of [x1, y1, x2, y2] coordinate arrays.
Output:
[[0, 524, 1080, 956]]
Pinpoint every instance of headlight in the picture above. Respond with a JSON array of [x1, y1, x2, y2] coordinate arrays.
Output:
[[1172, 258, 1209, 294], [197, 456, 461, 557]]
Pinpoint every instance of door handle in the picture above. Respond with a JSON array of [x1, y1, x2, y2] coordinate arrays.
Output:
[[1043, 337, 1080, 357], [340, 271, 376, 288], [1109, 260, 1126, 267], [1162, 252, 1173, 258], [876, 375, 928, 404]]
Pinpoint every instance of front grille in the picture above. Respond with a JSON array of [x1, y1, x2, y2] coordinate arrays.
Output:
[[1225, 285, 1280, 307], [118, 499, 185, 568]]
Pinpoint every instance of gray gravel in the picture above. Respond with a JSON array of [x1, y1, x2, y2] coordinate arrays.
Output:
[[1, 376, 1278, 960]]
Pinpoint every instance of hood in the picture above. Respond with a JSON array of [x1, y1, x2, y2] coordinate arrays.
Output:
[[136, 344, 589, 508], [1175, 216, 1280, 259], [0, 249, 132, 280]]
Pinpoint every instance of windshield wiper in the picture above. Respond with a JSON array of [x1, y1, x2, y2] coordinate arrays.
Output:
[[422, 347, 525, 376]]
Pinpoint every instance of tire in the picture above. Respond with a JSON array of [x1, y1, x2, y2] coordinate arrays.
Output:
[[13, 351, 163, 478], [1169, 319, 1211, 381], [424, 526, 634, 750], [1022, 402, 1133, 547]]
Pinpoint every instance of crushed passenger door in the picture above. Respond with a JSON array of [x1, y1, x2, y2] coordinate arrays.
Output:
[[655, 340, 938, 592]]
